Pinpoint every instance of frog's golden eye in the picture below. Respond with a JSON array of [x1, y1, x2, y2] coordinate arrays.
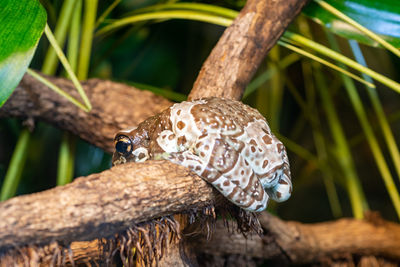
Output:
[[115, 135, 133, 155]]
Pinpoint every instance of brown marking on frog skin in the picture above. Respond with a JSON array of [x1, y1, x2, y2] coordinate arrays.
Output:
[[263, 159, 269, 168], [177, 136, 187, 146], [258, 163, 286, 179], [208, 139, 239, 174], [231, 180, 240, 186], [227, 186, 240, 200], [243, 174, 264, 201], [112, 97, 292, 212], [277, 142, 285, 153], [177, 121, 185, 130], [198, 133, 208, 139], [262, 134, 272, 145], [249, 139, 257, 146], [279, 179, 289, 185], [201, 165, 221, 183]]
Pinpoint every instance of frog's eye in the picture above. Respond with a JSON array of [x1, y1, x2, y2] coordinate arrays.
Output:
[[115, 135, 133, 155]]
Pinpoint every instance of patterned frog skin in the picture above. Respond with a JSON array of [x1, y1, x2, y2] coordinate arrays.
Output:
[[112, 97, 292, 212]]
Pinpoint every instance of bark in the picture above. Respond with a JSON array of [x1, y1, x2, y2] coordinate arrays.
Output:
[[0, 161, 216, 252], [3, 212, 398, 266], [0, 74, 172, 153], [188, 0, 309, 100], [195, 213, 400, 264]]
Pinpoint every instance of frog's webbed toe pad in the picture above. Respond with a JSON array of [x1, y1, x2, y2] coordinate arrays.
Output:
[[266, 173, 292, 202]]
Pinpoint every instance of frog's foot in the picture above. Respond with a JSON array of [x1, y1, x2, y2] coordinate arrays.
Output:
[[265, 171, 292, 202]]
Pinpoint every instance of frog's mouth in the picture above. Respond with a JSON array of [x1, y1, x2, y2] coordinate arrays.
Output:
[[112, 147, 150, 166]]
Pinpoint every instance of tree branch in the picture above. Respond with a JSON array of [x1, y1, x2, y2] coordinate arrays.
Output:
[[194, 213, 400, 264], [0, 161, 216, 252], [3, 210, 399, 265], [0, 74, 172, 153], [189, 0, 309, 100]]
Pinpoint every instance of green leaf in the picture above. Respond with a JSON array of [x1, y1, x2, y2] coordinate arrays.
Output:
[[303, 0, 400, 48], [0, 0, 47, 107]]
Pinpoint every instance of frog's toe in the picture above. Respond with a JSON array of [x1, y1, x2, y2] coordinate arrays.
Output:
[[266, 173, 292, 202]]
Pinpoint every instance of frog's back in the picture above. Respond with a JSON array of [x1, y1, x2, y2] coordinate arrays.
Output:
[[170, 98, 288, 186], [168, 98, 266, 136]]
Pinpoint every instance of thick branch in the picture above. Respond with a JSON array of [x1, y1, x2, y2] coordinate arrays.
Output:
[[5, 210, 399, 265], [188, 0, 309, 100], [0, 74, 172, 153], [0, 161, 217, 251], [194, 213, 400, 263]]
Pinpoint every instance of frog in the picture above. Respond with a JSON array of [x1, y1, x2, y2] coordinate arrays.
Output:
[[112, 97, 292, 212]]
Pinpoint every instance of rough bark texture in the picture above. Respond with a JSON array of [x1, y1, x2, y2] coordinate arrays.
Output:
[[195, 213, 400, 264], [0, 73, 172, 153], [188, 0, 309, 100], [3, 212, 398, 266], [0, 161, 217, 251]]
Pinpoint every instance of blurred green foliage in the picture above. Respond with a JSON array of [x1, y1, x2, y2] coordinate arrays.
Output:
[[1, 0, 400, 224]]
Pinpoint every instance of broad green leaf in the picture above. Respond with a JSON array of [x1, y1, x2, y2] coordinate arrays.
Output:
[[303, 0, 400, 48], [0, 0, 47, 107]]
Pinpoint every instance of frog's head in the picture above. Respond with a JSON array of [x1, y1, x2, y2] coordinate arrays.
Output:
[[112, 127, 150, 166]]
